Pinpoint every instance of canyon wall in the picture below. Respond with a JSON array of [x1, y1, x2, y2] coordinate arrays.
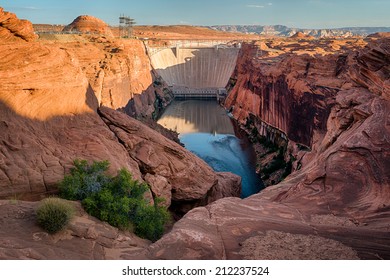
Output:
[[225, 43, 346, 147]]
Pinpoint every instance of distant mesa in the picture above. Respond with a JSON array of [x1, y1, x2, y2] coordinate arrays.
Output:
[[290, 31, 314, 39], [63, 15, 113, 36], [367, 32, 390, 39]]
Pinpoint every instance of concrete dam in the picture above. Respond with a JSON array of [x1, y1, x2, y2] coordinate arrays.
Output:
[[146, 40, 241, 98]]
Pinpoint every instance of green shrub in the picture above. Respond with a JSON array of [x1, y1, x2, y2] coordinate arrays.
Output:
[[60, 160, 170, 241], [59, 159, 110, 200], [36, 198, 74, 234], [132, 197, 170, 241]]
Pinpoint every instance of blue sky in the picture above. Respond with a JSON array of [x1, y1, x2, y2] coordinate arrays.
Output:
[[1, 0, 389, 28]]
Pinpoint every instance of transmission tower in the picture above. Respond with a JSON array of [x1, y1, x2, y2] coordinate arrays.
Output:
[[119, 14, 136, 38]]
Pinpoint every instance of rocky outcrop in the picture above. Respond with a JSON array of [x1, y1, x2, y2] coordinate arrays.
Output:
[[0, 7, 37, 42], [146, 84, 389, 259], [0, 200, 150, 259], [146, 191, 390, 259], [210, 25, 387, 37], [290, 31, 314, 40], [63, 15, 113, 37], [278, 88, 390, 221]]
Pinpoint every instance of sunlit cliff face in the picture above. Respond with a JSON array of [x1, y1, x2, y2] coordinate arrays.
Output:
[[0, 44, 96, 121]]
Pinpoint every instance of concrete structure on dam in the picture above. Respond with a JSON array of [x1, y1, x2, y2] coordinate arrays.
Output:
[[145, 40, 241, 99]]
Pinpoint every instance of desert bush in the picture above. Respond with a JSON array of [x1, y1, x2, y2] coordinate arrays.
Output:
[[132, 197, 170, 241], [36, 197, 74, 234], [60, 160, 170, 241], [59, 159, 110, 200]]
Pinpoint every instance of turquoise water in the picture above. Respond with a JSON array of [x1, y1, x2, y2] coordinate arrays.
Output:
[[158, 100, 263, 198]]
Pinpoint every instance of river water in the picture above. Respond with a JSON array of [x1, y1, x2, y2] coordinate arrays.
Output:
[[157, 100, 263, 198]]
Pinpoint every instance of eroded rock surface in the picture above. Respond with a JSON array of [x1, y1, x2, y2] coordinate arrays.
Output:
[[0, 41, 142, 199]]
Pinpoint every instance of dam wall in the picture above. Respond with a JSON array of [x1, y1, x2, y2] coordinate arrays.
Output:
[[147, 41, 240, 96]]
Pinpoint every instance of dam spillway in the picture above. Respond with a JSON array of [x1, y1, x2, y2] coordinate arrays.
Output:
[[146, 40, 241, 98]]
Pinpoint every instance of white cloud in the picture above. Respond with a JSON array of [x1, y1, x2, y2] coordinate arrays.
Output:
[[267, 2, 273, 5], [23, 6, 41, 10], [246, 5, 265, 8]]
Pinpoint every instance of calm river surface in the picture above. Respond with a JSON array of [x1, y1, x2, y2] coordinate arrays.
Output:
[[157, 100, 263, 198]]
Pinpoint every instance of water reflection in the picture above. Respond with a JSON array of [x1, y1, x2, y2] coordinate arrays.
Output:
[[157, 100, 234, 135], [158, 100, 263, 198]]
